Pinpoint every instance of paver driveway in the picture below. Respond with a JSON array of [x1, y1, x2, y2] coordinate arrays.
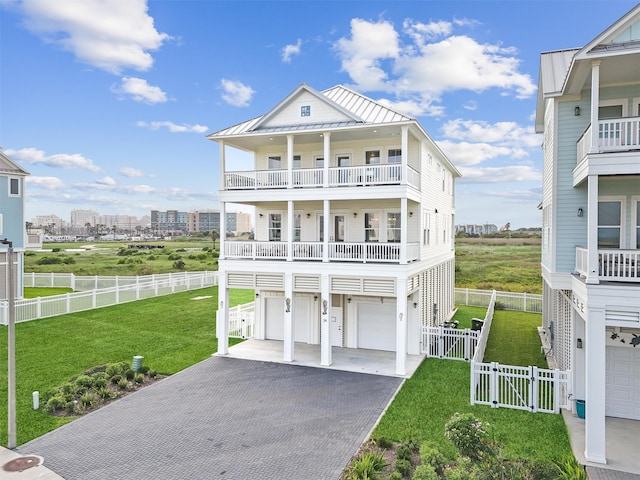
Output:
[[17, 356, 402, 480]]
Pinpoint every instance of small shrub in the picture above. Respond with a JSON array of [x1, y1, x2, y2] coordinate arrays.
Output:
[[494, 301, 506, 310], [106, 362, 129, 377], [555, 455, 587, 480], [148, 369, 158, 379], [118, 378, 129, 390], [62, 256, 76, 264], [80, 393, 96, 407], [445, 413, 498, 462], [75, 375, 93, 388], [173, 260, 186, 269], [395, 458, 412, 477], [97, 387, 112, 400], [36, 256, 63, 265], [442, 458, 475, 480], [345, 449, 388, 480], [419, 442, 447, 472], [44, 396, 67, 413], [51, 247, 61, 253], [388, 472, 403, 480], [93, 377, 107, 389], [110, 374, 122, 384], [372, 435, 393, 449], [138, 365, 150, 375], [124, 369, 135, 380], [134, 373, 145, 384], [396, 444, 413, 461], [167, 253, 182, 261], [411, 464, 439, 480], [60, 382, 76, 395], [74, 385, 87, 396]]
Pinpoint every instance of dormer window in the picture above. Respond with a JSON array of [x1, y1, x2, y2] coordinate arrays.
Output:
[[301, 105, 310, 117]]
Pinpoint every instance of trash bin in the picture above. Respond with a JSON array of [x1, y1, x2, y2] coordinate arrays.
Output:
[[575, 399, 585, 419], [471, 318, 484, 331], [132, 355, 144, 373]]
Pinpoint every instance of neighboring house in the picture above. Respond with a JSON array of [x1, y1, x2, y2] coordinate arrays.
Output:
[[535, 5, 640, 464], [455, 224, 498, 236], [208, 83, 460, 376], [0, 149, 29, 301]]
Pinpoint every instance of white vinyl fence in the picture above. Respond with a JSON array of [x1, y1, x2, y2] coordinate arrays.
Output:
[[455, 288, 542, 313], [229, 302, 255, 339], [423, 326, 479, 361], [1, 271, 219, 325]]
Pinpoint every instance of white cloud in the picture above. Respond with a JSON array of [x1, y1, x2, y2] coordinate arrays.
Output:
[[282, 39, 302, 63], [334, 17, 536, 113], [457, 165, 542, 183], [437, 140, 518, 167], [25, 176, 65, 189], [96, 176, 116, 186], [16, 0, 170, 74], [5, 147, 100, 172], [119, 167, 145, 177], [117, 77, 167, 104], [136, 120, 208, 133], [220, 79, 255, 107], [442, 119, 541, 148]]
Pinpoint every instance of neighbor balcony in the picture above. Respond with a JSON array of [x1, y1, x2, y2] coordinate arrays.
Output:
[[576, 246, 640, 283], [224, 164, 420, 191], [577, 117, 640, 163], [224, 241, 420, 264]]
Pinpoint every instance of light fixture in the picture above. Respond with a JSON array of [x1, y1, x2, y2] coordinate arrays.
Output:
[[259, 213, 263, 218], [409, 212, 413, 217], [313, 295, 318, 301], [574, 106, 581, 116], [576, 338, 583, 349], [255, 292, 260, 298], [577, 208, 583, 217], [353, 212, 358, 218], [347, 297, 352, 304], [306, 213, 311, 218], [413, 302, 418, 308]]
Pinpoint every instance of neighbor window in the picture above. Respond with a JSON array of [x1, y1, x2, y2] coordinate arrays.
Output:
[[268, 156, 281, 169], [365, 150, 380, 165], [294, 213, 301, 242], [292, 155, 301, 169], [301, 105, 310, 117], [269, 214, 282, 242], [365, 212, 379, 242], [9, 178, 20, 197], [388, 149, 402, 163], [387, 212, 401, 242], [598, 201, 621, 248]]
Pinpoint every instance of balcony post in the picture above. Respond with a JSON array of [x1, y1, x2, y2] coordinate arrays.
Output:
[[283, 272, 294, 362], [287, 200, 293, 262], [395, 276, 408, 376], [219, 140, 226, 189], [401, 198, 408, 264], [216, 272, 229, 355], [320, 274, 331, 366], [584, 306, 607, 464], [589, 61, 601, 154], [401, 125, 409, 186], [287, 134, 294, 189], [323, 132, 330, 187], [586, 175, 599, 284], [219, 202, 226, 260], [323, 200, 329, 262]]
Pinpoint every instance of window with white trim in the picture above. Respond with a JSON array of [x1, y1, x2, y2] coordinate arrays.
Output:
[[301, 105, 310, 117], [365, 212, 379, 242], [294, 213, 301, 242], [423, 212, 430, 245], [387, 212, 401, 243], [268, 156, 281, 169], [598, 201, 622, 248], [387, 149, 401, 163]]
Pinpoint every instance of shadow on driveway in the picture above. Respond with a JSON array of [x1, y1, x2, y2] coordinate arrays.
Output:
[[18, 356, 402, 480]]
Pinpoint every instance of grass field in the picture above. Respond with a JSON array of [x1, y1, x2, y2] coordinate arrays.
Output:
[[0, 286, 253, 446], [455, 238, 542, 294]]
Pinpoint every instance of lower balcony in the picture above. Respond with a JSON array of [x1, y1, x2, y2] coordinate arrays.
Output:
[[576, 246, 640, 283], [224, 241, 420, 264]]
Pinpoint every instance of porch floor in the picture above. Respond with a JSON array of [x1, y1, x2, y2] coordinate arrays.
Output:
[[224, 339, 425, 378], [563, 410, 640, 476]]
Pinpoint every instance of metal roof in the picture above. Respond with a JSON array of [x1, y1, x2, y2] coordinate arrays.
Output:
[[208, 84, 414, 139]]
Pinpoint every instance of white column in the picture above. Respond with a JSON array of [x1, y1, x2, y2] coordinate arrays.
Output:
[[219, 140, 226, 189], [586, 175, 599, 284], [395, 276, 408, 376], [323, 199, 330, 262], [584, 306, 607, 464], [320, 274, 331, 366], [216, 272, 229, 355], [323, 132, 331, 187], [219, 202, 226, 260], [401, 125, 409, 185], [287, 200, 294, 262], [287, 134, 294, 189], [590, 61, 601, 153], [283, 272, 294, 362], [400, 197, 408, 264]]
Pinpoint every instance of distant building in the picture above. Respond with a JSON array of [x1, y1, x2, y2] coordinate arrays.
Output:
[[32, 214, 67, 233], [187, 210, 253, 234], [70, 209, 99, 227], [151, 210, 188, 233], [455, 224, 498, 236]]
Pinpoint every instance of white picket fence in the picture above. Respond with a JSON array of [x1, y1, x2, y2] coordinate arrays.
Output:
[[455, 288, 542, 313], [229, 302, 255, 339], [423, 326, 480, 361], [0, 271, 219, 325]]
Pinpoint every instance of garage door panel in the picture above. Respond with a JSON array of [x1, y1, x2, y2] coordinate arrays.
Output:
[[606, 346, 640, 420], [357, 302, 396, 351]]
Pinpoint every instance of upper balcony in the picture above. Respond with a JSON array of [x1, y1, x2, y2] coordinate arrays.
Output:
[[575, 116, 640, 185], [224, 163, 420, 191], [576, 246, 640, 283]]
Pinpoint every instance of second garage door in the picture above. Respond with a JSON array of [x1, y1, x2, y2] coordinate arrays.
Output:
[[357, 302, 396, 351], [606, 346, 640, 420]]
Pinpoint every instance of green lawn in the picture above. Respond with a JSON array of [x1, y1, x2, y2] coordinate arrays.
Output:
[[0, 286, 253, 446], [374, 305, 571, 464]]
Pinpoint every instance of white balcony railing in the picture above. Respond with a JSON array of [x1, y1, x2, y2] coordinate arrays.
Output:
[[576, 246, 640, 283], [577, 116, 640, 164], [224, 164, 420, 190], [224, 241, 420, 263]]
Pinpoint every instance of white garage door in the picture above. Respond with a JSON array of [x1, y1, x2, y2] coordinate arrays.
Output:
[[357, 302, 396, 351], [265, 297, 284, 340], [606, 346, 640, 420]]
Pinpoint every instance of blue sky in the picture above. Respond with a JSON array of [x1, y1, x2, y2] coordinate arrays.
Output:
[[1, 0, 638, 229]]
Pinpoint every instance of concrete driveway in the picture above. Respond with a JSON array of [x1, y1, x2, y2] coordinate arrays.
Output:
[[17, 356, 402, 480]]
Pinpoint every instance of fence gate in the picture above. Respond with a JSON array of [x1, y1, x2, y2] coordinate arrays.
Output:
[[423, 326, 479, 362], [471, 362, 570, 414]]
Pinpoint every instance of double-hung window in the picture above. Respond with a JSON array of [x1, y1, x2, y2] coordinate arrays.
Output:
[[387, 212, 401, 242], [365, 212, 379, 242], [598, 201, 622, 248], [269, 214, 282, 242], [9, 177, 20, 197]]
